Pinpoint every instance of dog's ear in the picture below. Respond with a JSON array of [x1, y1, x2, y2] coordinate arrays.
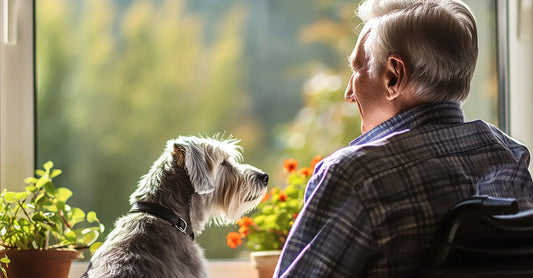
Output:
[[172, 144, 186, 167], [175, 142, 215, 194]]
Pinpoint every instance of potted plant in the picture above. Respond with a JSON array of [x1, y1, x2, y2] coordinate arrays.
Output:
[[0, 161, 104, 278], [226, 156, 322, 278]]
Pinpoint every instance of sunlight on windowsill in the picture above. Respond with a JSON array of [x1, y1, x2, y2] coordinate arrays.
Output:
[[69, 260, 257, 278]]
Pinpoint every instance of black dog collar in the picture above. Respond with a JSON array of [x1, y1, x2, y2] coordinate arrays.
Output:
[[130, 202, 194, 240]]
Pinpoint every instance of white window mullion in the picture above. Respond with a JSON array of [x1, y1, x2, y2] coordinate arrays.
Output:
[[0, 0, 34, 191], [508, 0, 533, 173]]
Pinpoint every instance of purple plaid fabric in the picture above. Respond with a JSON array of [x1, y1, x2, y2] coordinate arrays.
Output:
[[274, 102, 533, 278]]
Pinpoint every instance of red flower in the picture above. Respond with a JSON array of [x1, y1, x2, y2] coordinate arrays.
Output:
[[226, 232, 242, 248], [237, 216, 254, 227], [298, 167, 313, 177], [283, 158, 298, 173], [239, 225, 249, 237], [278, 191, 288, 202], [310, 155, 323, 170]]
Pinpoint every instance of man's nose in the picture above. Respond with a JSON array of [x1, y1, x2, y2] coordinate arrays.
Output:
[[345, 74, 356, 103]]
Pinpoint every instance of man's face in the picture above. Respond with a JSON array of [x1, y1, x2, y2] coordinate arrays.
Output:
[[345, 27, 386, 133]]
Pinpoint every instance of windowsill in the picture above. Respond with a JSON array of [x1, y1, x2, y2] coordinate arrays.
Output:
[[69, 260, 257, 278]]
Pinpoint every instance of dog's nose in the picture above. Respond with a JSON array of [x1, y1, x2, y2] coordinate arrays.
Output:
[[258, 173, 269, 186]]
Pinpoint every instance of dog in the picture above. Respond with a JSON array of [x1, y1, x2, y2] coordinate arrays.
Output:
[[83, 136, 269, 278]]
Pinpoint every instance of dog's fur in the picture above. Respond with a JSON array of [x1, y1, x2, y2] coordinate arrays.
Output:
[[84, 136, 268, 278]]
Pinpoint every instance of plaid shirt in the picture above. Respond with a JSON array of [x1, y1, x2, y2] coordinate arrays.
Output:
[[274, 102, 533, 278]]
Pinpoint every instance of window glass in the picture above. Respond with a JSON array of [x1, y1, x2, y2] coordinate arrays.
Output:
[[463, 0, 499, 125], [36, 0, 498, 259]]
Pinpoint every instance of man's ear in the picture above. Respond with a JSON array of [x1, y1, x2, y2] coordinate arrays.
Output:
[[384, 55, 407, 100]]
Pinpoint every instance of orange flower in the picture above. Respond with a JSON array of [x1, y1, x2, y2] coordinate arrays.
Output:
[[239, 225, 249, 237], [260, 192, 270, 203], [310, 155, 323, 170], [298, 167, 313, 177], [283, 158, 298, 173], [226, 232, 242, 248], [237, 216, 254, 227], [278, 191, 288, 202]]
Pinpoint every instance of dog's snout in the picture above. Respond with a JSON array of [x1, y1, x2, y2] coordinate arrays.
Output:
[[258, 173, 269, 186]]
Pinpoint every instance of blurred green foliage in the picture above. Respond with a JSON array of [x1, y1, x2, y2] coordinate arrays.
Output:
[[35, 0, 497, 259], [36, 0, 359, 258]]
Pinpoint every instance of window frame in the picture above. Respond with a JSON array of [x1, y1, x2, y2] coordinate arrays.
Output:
[[1, 0, 533, 276], [497, 0, 510, 133], [508, 0, 533, 173], [0, 0, 35, 192]]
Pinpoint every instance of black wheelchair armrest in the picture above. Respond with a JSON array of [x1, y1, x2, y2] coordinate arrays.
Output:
[[436, 195, 518, 245], [420, 195, 533, 277], [489, 210, 533, 232]]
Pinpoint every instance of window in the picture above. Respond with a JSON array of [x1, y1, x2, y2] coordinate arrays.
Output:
[[35, 0, 361, 259], [463, 0, 501, 126], [2, 1, 533, 275]]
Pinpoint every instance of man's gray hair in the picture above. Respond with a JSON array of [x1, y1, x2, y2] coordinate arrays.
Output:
[[357, 0, 478, 103]]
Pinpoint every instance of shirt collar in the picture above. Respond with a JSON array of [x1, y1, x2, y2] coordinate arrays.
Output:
[[350, 102, 465, 146]]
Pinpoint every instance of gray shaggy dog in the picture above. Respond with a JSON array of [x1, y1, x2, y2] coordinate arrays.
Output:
[[83, 136, 269, 278]]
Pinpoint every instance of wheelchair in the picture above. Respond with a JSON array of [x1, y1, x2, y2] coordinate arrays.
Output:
[[419, 195, 533, 278]]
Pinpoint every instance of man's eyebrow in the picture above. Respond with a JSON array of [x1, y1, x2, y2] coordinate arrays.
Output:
[[347, 53, 356, 70]]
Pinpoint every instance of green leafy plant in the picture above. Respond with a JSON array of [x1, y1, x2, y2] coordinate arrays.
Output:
[[0, 255, 9, 277], [0, 161, 104, 255], [226, 156, 322, 251]]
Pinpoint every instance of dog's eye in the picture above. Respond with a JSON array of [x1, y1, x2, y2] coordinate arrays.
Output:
[[221, 159, 228, 166]]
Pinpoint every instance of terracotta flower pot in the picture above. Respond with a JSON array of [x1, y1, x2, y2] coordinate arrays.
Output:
[[0, 249, 80, 278], [250, 250, 282, 278]]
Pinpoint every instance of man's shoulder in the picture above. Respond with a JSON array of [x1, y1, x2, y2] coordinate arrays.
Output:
[[325, 120, 528, 177]]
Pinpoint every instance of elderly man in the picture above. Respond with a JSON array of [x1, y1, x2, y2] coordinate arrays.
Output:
[[274, 0, 533, 277]]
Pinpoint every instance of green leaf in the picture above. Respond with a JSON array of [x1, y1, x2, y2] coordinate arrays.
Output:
[[56, 201, 66, 211], [44, 181, 56, 195], [34, 192, 45, 204], [68, 208, 85, 226], [36, 222, 53, 232], [36, 176, 48, 189], [254, 215, 266, 226], [3, 192, 16, 202], [32, 212, 45, 222], [35, 169, 45, 177], [64, 229, 77, 242], [24, 177, 39, 184], [81, 228, 99, 246], [50, 169, 63, 178], [87, 211, 98, 223], [0, 255, 10, 264], [43, 203, 58, 212], [43, 161, 54, 171], [261, 205, 273, 215], [90, 242, 103, 254], [25, 185, 37, 192], [14, 192, 30, 201], [56, 187, 72, 202]]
